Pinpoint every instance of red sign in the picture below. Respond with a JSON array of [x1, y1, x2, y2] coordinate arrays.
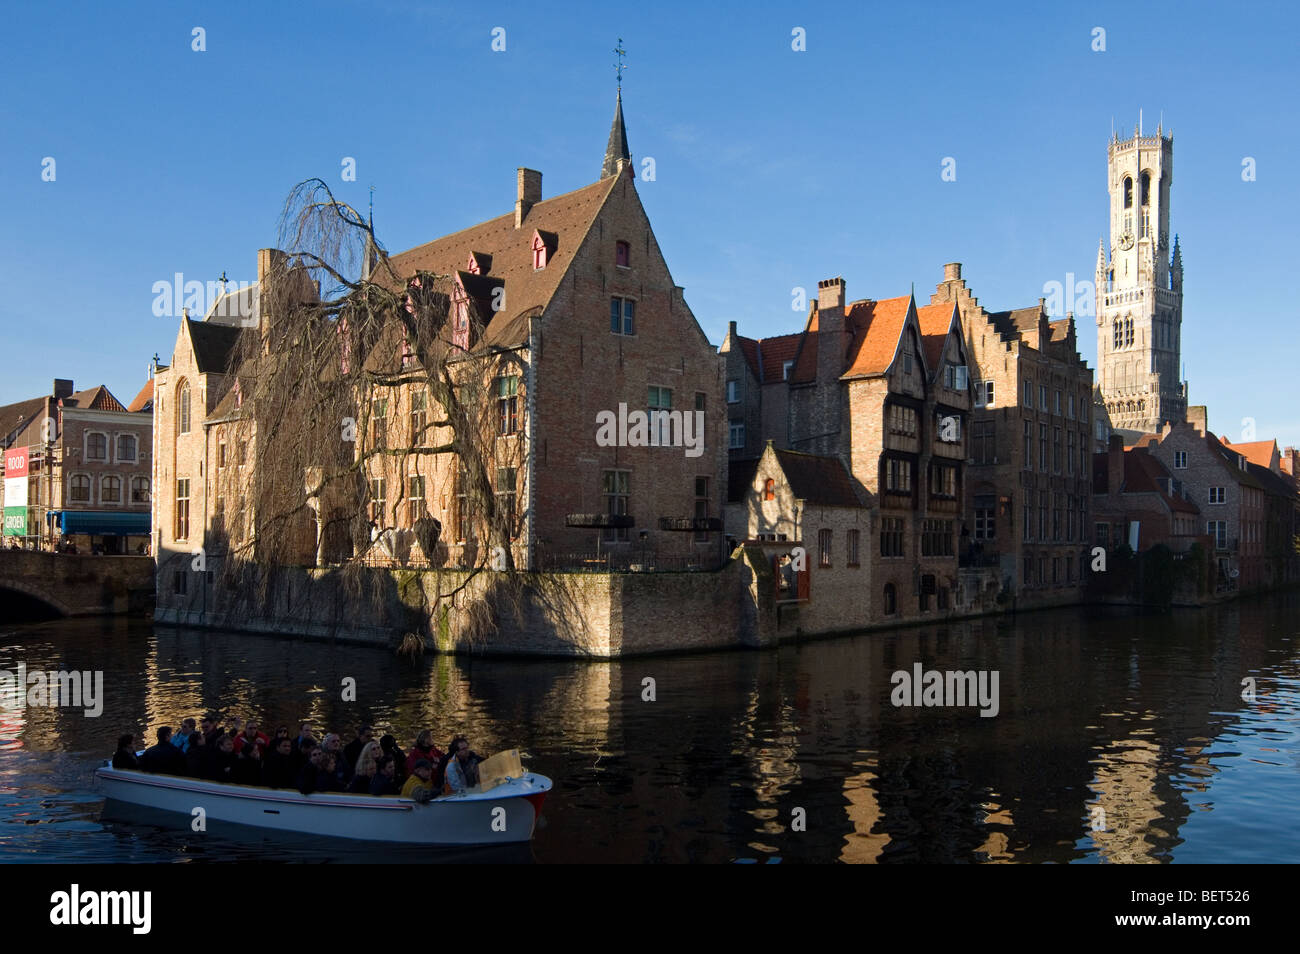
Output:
[[4, 447, 29, 478]]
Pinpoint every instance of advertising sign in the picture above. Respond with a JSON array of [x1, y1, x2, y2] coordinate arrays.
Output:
[[3, 447, 30, 537]]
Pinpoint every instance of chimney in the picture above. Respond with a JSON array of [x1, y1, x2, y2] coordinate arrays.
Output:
[[516, 168, 542, 228], [52, 379, 73, 400], [1187, 405, 1207, 436], [726, 320, 737, 344], [817, 277, 845, 314], [943, 262, 962, 281], [1107, 434, 1125, 495]]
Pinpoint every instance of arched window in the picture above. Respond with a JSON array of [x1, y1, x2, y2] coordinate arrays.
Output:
[[102, 475, 121, 504], [1113, 320, 1122, 350], [116, 434, 137, 461], [883, 583, 896, 615], [1125, 318, 1134, 347], [1123, 176, 1133, 209], [1140, 172, 1151, 206], [763, 478, 775, 501], [70, 474, 90, 503], [177, 380, 191, 435]]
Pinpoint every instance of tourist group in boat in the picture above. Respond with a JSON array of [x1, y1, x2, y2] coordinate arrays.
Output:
[[111, 717, 487, 802]]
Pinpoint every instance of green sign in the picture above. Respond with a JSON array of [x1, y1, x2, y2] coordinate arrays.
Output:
[[2, 506, 26, 537]]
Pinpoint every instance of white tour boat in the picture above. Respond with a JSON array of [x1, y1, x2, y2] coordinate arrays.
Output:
[[94, 750, 551, 846]]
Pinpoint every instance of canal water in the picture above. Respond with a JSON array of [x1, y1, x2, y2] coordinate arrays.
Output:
[[1, 592, 1298, 863]]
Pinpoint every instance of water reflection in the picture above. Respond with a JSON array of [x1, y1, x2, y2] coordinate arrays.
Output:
[[0, 591, 1296, 862]]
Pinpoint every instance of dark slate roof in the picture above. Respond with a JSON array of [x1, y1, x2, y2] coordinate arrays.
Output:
[[986, 305, 1042, 343], [601, 89, 631, 179], [727, 456, 761, 503], [774, 448, 862, 507], [188, 319, 244, 374], [1248, 461, 1298, 500], [0, 395, 49, 445]]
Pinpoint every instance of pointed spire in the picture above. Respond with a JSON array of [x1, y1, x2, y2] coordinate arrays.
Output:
[[602, 39, 631, 179], [601, 88, 631, 179], [1096, 237, 1106, 270], [363, 186, 378, 280]]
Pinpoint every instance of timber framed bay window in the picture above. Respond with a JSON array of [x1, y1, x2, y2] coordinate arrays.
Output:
[[928, 463, 957, 500], [884, 457, 913, 495], [610, 296, 636, 336], [887, 403, 918, 437]]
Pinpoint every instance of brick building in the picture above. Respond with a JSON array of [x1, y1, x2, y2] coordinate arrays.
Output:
[[1091, 435, 1202, 554], [153, 92, 727, 622], [724, 279, 970, 622], [1138, 409, 1269, 592], [930, 263, 1094, 605], [1, 379, 152, 553]]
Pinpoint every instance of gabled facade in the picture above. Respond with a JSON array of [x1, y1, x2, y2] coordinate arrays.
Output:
[[931, 262, 1093, 605], [723, 276, 971, 623]]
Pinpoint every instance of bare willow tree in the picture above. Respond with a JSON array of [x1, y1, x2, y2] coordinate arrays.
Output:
[[211, 178, 527, 630]]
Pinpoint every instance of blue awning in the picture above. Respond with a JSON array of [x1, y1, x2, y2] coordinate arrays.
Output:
[[50, 510, 151, 536]]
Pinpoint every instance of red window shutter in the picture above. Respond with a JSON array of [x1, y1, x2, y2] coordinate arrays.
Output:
[[797, 566, 810, 601]]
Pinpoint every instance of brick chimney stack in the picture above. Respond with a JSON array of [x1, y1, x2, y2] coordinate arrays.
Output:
[[516, 168, 542, 228], [52, 379, 74, 401]]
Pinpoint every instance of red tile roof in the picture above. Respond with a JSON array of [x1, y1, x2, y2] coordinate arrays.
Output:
[[127, 379, 154, 413], [842, 296, 911, 379], [915, 301, 958, 373], [63, 385, 126, 413], [1220, 437, 1278, 469]]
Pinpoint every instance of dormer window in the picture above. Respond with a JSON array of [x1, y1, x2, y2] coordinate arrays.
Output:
[[782, 359, 794, 380], [466, 251, 492, 275], [616, 241, 630, 268], [532, 230, 557, 270]]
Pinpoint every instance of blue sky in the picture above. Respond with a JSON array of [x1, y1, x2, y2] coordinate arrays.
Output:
[[3, 1, 1297, 446]]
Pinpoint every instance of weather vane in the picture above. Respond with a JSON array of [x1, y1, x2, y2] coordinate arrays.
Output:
[[614, 38, 626, 91]]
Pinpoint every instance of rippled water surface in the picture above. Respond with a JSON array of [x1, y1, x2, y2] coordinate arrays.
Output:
[[1, 592, 1298, 863]]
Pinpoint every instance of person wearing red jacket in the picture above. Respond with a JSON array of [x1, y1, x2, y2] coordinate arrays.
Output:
[[405, 730, 444, 778], [232, 721, 270, 757]]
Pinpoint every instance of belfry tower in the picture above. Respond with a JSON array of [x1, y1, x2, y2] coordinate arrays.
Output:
[[1095, 117, 1186, 437]]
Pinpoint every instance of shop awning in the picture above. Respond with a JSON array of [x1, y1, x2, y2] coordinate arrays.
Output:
[[50, 510, 151, 536]]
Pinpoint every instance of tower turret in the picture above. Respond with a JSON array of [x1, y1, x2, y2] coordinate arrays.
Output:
[[1094, 116, 1184, 436]]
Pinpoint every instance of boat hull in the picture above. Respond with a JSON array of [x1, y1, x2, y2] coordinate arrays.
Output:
[[94, 763, 550, 845]]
